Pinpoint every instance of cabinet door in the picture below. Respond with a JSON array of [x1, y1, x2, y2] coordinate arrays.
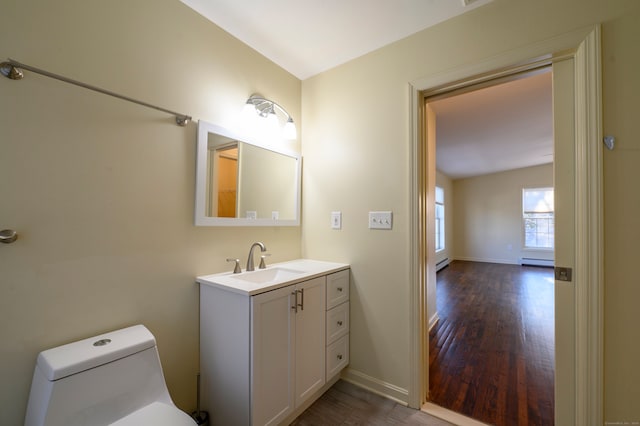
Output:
[[294, 276, 326, 406], [251, 286, 295, 426]]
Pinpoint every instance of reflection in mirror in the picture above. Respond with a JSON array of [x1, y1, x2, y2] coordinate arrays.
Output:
[[209, 140, 238, 218], [195, 121, 301, 226]]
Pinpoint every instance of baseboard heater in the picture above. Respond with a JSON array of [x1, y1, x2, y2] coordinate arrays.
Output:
[[519, 257, 554, 267], [436, 258, 450, 272]]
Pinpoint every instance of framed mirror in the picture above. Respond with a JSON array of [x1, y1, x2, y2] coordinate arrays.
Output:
[[195, 120, 301, 226]]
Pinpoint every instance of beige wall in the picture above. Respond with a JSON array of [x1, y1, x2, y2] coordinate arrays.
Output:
[[2, 0, 639, 423], [602, 7, 640, 418], [301, 0, 640, 421], [452, 164, 554, 264], [0, 1, 301, 424]]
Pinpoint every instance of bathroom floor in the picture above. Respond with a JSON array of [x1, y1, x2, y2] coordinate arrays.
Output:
[[291, 380, 453, 425]]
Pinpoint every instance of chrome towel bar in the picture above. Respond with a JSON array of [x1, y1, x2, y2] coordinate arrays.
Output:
[[1, 58, 191, 126]]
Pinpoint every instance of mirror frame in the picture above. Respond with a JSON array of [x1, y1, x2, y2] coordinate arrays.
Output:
[[195, 120, 301, 226]]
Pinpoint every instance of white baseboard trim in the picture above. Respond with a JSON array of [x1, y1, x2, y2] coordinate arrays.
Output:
[[341, 368, 409, 406], [453, 256, 519, 265], [428, 312, 440, 331], [422, 402, 492, 426], [436, 257, 450, 272], [519, 257, 554, 267]]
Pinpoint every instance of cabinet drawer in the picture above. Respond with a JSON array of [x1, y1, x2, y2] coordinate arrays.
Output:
[[326, 302, 349, 345], [326, 269, 349, 309], [326, 334, 349, 379]]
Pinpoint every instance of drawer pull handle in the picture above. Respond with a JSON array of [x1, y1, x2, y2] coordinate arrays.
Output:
[[292, 289, 304, 312], [337, 354, 343, 360], [337, 321, 343, 326], [337, 287, 343, 292]]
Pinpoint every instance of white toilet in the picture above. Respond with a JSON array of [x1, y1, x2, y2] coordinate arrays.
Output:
[[24, 324, 197, 426]]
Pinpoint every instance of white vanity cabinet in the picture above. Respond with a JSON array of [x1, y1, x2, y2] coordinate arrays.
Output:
[[198, 260, 349, 426]]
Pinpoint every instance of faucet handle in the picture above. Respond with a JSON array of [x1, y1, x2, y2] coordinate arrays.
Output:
[[226, 258, 242, 274], [259, 254, 271, 269]]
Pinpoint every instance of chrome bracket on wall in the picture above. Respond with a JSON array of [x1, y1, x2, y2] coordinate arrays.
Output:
[[0, 58, 192, 126], [603, 135, 615, 151], [0, 229, 18, 244]]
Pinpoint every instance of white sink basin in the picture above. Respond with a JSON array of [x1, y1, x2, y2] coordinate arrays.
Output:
[[233, 267, 305, 284], [197, 259, 350, 295]]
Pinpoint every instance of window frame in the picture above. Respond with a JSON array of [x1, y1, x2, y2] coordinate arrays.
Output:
[[435, 186, 445, 253], [522, 187, 554, 250]]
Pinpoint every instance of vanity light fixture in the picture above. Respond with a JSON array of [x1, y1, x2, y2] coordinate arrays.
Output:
[[243, 94, 297, 140]]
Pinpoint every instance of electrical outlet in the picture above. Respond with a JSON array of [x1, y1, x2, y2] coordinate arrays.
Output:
[[331, 211, 342, 229], [368, 211, 392, 230], [246, 211, 257, 220]]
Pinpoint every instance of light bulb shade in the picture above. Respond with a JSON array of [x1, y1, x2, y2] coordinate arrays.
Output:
[[283, 118, 297, 140], [266, 110, 279, 138], [243, 101, 257, 117], [242, 101, 259, 133], [243, 94, 296, 143]]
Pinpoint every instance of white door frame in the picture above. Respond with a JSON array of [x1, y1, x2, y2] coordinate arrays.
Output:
[[408, 25, 603, 425]]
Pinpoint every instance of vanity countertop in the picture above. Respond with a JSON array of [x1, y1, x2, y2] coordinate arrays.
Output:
[[196, 258, 350, 296]]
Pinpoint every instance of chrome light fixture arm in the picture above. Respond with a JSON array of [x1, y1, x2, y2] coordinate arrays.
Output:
[[244, 94, 297, 140], [246, 95, 290, 119]]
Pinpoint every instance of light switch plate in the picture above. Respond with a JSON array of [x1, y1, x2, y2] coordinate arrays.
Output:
[[331, 211, 342, 229], [369, 211, 392, 229]]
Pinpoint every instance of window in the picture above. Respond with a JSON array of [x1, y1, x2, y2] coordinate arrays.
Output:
[[523, 187, 554, 249], [435, 186, 445, 252]]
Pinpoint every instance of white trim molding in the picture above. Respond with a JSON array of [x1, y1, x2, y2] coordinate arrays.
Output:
[[428, 313, 440, 331], [453, 256, 519, 265], [408, 25, 603, 424], [341, 368, 410, 406], [422, 402, 492, 426], [573, 25, 604, 426]]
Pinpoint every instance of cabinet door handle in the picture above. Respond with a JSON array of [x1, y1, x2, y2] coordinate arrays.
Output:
[[298, 288, 304, 311], [337, 287, 343, 292], [337, 354, 343, 360], [291, 291, 298, 313], [337, 320, 343, 326]]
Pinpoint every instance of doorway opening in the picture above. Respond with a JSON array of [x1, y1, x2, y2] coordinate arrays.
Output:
[[410, 26, 602, 426], [424, 70, 555, 425]]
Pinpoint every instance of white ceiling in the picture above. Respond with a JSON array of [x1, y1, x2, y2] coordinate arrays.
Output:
[[180, 0, 552, 179], [180, 0, 494, 80], [430, 70, 553, 179]]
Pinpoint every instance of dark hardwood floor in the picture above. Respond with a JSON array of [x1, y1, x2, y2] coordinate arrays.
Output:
[[429, 260, 555, 426], [292, 380, 454, 425]]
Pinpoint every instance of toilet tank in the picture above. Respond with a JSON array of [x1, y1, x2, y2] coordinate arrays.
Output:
[[25, 325, 174, 426]]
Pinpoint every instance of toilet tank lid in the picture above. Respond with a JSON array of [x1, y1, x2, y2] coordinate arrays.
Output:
[[36, 325, 157, 381]]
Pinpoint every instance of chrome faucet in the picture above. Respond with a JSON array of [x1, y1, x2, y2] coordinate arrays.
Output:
[[246, 242, 267, 272]]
